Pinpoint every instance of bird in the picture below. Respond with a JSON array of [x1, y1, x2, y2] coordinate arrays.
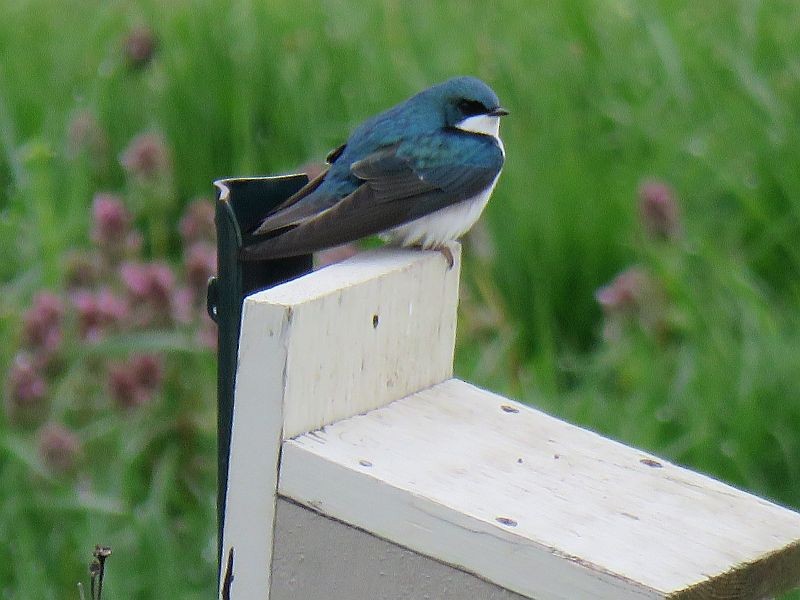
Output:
[[240, 76, 508, 263]]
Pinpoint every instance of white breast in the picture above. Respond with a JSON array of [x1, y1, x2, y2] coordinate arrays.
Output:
[[383, 117, 504, 249], [383, 171, 501, 250]]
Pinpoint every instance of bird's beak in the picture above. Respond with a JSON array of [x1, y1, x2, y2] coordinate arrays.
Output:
[[489, 107, 509, 117]]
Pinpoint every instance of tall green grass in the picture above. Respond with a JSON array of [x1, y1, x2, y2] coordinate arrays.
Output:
[[2, 0, 800, 597]]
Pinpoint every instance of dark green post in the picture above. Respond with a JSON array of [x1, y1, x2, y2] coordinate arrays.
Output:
[[207, 175, 313, 573]]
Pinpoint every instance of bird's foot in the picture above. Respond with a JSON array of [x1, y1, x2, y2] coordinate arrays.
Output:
[[432, 245, 455, 270]]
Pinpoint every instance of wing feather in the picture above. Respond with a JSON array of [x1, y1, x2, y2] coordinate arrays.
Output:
[[242, 131, 503, 260], [251, 166, 332, 234]]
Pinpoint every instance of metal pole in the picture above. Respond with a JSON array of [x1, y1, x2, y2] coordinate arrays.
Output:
[[207, 175, 313, 575]]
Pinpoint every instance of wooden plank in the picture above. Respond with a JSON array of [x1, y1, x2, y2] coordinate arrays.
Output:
[[262, 242, 460, 439], [220, 295, 288, 599], [279, 378, 800, 600], [220, 244, 460, 598]]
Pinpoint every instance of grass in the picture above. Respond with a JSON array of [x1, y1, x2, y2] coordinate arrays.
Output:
[[2, 0, 800, 597]]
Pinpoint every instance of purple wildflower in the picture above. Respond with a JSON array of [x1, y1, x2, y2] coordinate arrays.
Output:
[[596, 267, 650, 315], [71, 289, 129, 341], [130, 354, 164, 393], [6, 353, 48, 422], [123, 26, 157, 69], [120, 261, 176, 326], [107, 363, 143, 408], [184, 242, 216, 297], [107, 354, 164, 409], [90, 193, 142, 262], [120, 132, 171, 181], [638, 180, 682, 241], [38, 422, 81, 474], [179, 199, 216, 245], [22, 292, 64, 358], [92, 193, 130, 243], [172, 287, 195, 325], [63, 251, 105, 290], [596, 267, 664, 341]]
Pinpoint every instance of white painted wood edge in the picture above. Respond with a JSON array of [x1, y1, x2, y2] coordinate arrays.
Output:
[[278, 379, 800, 600], [259, 243, 460, 306], [220, 298, 289, 599], [278, 444, 658, 600]]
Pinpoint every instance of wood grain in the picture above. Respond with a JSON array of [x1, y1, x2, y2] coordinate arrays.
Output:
[[279, 378, 800, 599]]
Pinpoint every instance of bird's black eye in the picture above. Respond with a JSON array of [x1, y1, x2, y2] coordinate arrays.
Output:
[[457, 99, 488, 117]]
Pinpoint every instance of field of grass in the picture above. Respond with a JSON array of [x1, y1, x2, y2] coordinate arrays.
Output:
[[2, 0, 800, 597]]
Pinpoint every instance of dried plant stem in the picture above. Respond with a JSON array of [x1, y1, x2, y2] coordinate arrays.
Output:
[[89, 545, 112, 600]]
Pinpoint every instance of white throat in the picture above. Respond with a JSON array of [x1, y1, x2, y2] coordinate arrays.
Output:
[[454, 114, 504, 155], [455, 114, 501, 138]]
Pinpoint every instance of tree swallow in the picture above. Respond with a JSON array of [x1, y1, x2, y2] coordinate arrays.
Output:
[[240, 76, 508, 261]]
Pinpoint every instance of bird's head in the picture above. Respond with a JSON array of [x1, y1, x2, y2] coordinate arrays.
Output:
[[432, 76, 509, 137]]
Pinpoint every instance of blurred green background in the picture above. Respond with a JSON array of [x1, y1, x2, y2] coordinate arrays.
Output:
[[2, 0, 800, 597]]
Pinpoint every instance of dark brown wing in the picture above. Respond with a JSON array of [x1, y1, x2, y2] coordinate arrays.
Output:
[[251, 166, 330, 234], [252, 142, 348, 235]]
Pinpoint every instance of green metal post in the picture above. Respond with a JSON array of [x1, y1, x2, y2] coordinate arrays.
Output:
[[207, 175, 313, 574]]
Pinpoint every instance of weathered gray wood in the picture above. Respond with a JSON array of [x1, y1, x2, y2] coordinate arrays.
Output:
[[270, 498, 527, 600]]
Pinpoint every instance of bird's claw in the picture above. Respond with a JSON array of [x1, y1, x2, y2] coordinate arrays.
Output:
[[435, 245, 455, 270]]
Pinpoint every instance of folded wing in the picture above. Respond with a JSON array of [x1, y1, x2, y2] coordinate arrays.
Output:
[[241, 132, 503, 260]]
